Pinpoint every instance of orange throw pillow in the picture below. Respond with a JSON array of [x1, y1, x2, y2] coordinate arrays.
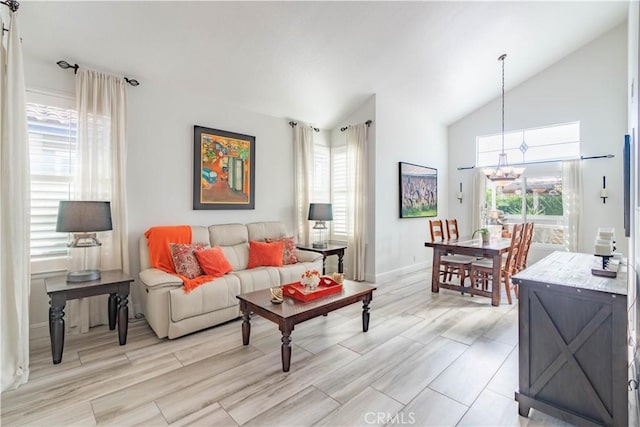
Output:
[[195, 246, 233, 278], [247, 240, 284, 268]]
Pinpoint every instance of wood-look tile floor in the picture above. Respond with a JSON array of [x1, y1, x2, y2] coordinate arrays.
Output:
[[1, 270, 576, 426]]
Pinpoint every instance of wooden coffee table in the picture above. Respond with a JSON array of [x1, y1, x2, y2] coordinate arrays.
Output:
[[237, 281, 376, 372]]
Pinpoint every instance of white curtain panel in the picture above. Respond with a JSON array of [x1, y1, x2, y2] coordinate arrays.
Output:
[[472, 169, 487, 232], [0, 10, 30, 391], [68, 69, 129, 333], [346, 123, 368, 281], [293, 124, 314, 244], [562, 159, 582, 252]]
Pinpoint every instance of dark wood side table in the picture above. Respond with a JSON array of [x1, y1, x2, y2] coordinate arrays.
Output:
[[296, 243, 347, 275], [45, 269, 133, 364]]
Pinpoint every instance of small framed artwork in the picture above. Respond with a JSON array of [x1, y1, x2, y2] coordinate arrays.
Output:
[[399, 162, 437, 218], [193, 125, 256, 210]]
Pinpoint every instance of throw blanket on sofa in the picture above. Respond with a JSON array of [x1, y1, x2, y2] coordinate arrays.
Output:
[[144, 225, 215, 293]]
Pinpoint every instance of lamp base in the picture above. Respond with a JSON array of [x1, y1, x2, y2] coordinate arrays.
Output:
[[312, 241, 328, 249], [67, 270, 101, 283]]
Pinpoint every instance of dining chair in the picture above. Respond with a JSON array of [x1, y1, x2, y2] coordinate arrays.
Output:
[[445, 219, 460, 240], [429, 219, 475, 286], [429, 219, 447, 242], [512, 222, 534, 298], [469, 223, 524, 304]]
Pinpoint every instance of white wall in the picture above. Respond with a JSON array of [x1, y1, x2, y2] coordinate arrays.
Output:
[[448, 23, 628, 259], [374, 94, 449, 282]]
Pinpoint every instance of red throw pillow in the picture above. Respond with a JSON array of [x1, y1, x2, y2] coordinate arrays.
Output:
[[247, 240, 284, 268], [195, 246, 233, 278], [265, 236, 298, 265], [169, 243, 205, 279]]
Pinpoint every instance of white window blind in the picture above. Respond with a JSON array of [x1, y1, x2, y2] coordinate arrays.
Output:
[[27, 100, 77, 260], [312, 144, 331, 203], [331, 146, 347, 240]]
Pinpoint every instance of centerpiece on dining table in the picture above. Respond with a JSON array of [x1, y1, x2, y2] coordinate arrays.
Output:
[[282, 269, 343, 301]]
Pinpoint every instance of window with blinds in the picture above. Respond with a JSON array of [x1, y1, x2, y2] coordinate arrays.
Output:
[[27, 101, 77, 260], [331, 146, 347, 240], [477, 121, 581, 248], [312, 144, 331, 203]]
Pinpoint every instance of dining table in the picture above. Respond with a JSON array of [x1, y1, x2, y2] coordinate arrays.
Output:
[[424, 236, 513, 306]]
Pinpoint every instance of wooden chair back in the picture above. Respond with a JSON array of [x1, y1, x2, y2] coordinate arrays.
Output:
[[429, 220, 446, 242], [517, 222, 534, 272], [504, 223, 525, 276], [445, 219, 460, 240]]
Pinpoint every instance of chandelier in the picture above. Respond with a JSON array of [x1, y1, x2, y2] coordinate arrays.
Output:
[[483, 54, 524, 186]]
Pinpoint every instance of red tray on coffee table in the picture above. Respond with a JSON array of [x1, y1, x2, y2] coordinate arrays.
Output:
[[282, 277, 343, 302]]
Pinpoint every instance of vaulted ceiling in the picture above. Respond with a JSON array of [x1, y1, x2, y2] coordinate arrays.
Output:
[[20, 1, 628, 129]]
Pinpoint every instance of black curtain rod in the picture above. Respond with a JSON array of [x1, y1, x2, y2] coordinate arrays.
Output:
[[288, 121, 319, 132], [56, 59, 140, 87], [457, 154, 614, 171], [1, 1, 19, 12], [340, 119, 372, 132]]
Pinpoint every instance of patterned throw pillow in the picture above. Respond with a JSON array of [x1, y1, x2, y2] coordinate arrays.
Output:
[[195, 246, 233, 277], [265, 236, 298, 265], [169, 243, 205, 279], [247, 240, 284, 268]]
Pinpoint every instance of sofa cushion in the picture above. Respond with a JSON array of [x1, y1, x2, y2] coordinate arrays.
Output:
[[195, 246, 233, 277], [247, 240, 284, 268], [232, 267, 281, 293], [220, 243, 249, 271], [209, 224, 248, 247], [169, 274, 241, 322], [169, 243, 205, 279], [247, 221, 286, 242]]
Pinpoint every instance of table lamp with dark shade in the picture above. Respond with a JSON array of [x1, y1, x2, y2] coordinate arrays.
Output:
[[56, 201, 113, 282], [308, 203, 332, 249]]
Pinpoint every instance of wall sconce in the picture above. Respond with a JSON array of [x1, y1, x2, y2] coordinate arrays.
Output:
[[600, 176, 608, 204], [457, 182, 463, 204]]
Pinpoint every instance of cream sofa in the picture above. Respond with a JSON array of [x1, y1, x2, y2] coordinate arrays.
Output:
[[138, 221, 323, 339]]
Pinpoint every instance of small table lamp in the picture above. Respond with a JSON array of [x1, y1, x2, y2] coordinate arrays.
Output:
[[308, 203, 332, 249], [56, 201, 113, 282]]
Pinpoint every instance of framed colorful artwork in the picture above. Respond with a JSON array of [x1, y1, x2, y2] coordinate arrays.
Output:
[[399, 162, 437, 218], [193, 125, 255, 210]]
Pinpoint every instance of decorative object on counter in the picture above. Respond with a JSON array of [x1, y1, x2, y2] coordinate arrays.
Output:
[[600, 176, 608, 203], [269, 287, 283, 304], [308, 203, 333, 248], [56, 200, 113, 282], [331, 272, 344, 284], [593, 227, 617, 277], [457, 182, 463, 204], [472, 227, 490, 243], [301, 269, 321, 291]]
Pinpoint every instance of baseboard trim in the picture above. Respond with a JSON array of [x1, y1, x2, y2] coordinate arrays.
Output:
[[372, 261, 431, 284], [30, 322, 49, 340]]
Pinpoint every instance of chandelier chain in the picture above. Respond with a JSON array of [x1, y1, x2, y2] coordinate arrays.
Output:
[[501, 55, 505, 155]]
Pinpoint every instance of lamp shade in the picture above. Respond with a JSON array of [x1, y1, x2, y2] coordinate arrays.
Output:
[[308, 203, 333, 221], [56, 201, 113, 233]]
